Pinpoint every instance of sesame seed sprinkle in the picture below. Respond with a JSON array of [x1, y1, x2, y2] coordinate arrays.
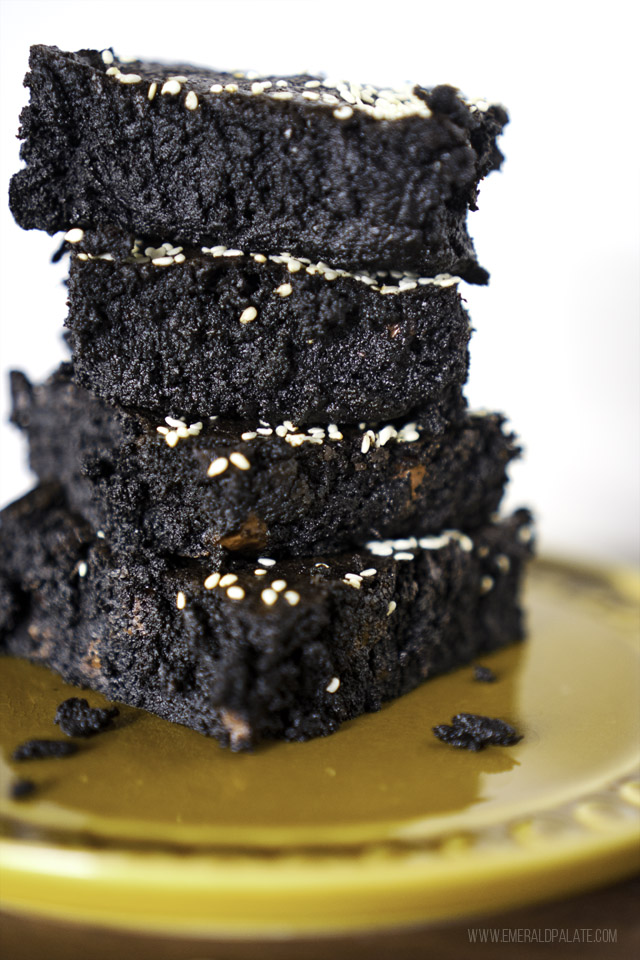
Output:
[[275, 283, 293, 297], [185, 91, 199, 110], [204, 573, 221, 589], [239, 306, 258, 324], [480, 576, 494, 594], [241, 431, 258, 441], [148, 82, 157, 100], [254, 569, 267, 577], [64, 228, 84, 244], [271, 579, 287, 592], [101, 50, 114, 65], [326, 677, 340, 693], [227, 586, 245, 600], [496, 554, 511, 573], [210, 83, 223, 93], [78, 562, 88, 578], [207, 457, 229, 477], [229, 452, 251, 470], [333, 105, 353, 120], [161, 79, 182, 96], [219, 574, 238, 587], [261, 588, 278, 606], [360, 569, 377, 577], [394, 552, 415, 561], [387, 601, 397, 616], [284, 591, 300, 606], [258, 558, 276, 567], [176, 592, 186, 610], [118, 74, 142, 84]]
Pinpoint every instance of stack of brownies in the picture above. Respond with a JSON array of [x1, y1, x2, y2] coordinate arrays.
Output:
[[0, 46, 533, 750]]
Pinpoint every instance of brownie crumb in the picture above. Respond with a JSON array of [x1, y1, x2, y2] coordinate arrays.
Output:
[[433, 713, 522, 751], [10, 778, 36, 799], [473, 664, 497, 683], [54, 697, 119, 737], [12, 738, 79, 760]]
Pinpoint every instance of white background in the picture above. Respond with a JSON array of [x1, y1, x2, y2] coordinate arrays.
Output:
[[0, 0, 638, 566]]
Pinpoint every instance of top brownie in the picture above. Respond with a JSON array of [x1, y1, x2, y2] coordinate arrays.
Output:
[[10, 45, 507, 278]]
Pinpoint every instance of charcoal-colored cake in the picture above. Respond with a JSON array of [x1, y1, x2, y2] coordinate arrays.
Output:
[[0, 486, 533, 750], [12, 365, 518, 564], [10, 45, 507, 279], [62, 238, 470, 424]]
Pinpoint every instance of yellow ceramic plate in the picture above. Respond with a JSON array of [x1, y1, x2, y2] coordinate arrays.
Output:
[[1, 558, 639, 939]]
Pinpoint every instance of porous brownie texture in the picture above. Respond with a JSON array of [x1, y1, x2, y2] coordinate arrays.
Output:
[[0, 485, 533, 751], [63, 245, 471, 425], [12, 365, 519, 564], [10, 45, 507, 279]]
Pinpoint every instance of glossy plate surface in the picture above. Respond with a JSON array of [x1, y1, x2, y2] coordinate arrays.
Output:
[[1, 559, 639, 937]]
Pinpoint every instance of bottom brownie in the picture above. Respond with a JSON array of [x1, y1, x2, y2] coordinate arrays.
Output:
[[0, 486, 533, 750]]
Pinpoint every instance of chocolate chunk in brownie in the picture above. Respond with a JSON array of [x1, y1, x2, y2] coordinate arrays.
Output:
[[54, 697, 119, 737], [433, 713, 522, 750], [12, 365, 518, 564], [0, 485, 533, 751], [61, 243, 471, 425], [12, 738, 79, 760], [10, 45, 507, 279]]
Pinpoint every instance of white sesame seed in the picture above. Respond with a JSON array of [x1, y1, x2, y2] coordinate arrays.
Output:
[[165, 432, 179, 447], [172, 252, 185, 262], [96, 531, 105, 539], [387, 601, 397, 616], [176, 592, 186, 610], [272, 91, 293, 100], [284, 590, 300, 606], [167, 75, 188, 82], [496, 554, 511, 573], [219, 574, 238, 587], [161, 80, 182, 96], [419, 535, 450, 550], [276, 79, 289, 87], [283, 128, 292, 139], [377, 425, 397, 446], [223, 249, 244, 257], [207, 457, 229, 477], [261, 589, 278, 606], [326, 677, 340, 693], [258, 558, 276, 567], [77, 253, 89, 261], [210, 83, 223, 93], [118, 74, 142, 85], [225, 83, 238, 93], [210, 245, 227, 257], [256, 427, 273, 436], [303, 91, 320, 101], [165, 416, 185, 428], [254, 569, 267, 577], [304, 79, 321, 88], [78, 562, 88, 578], [185, 91, 198, 110], [239, 306, 258, 324], [275, 425, 288, 437], [229, 452, 251, 470], [334, 106, 354, 120], [394, 552, 414, 561], [480, 576, 494, 594], [287, 259, 303, 273], [367, 542, 394, 556], [105, 67, 121, 77], [251, 82, 265, 94], [252, 253, 267, 263], [271, 579, 287, 592], [101, 50, 114, 65], [241, 431, 258, 441], [227, 586, 245, 600], [204, 573, 221, 589], [343, 575, 361, 589], [360, 568, 377, 577], [152, 256, 174, 266], [275, 283, 293, 297], [64, 228, 84, 244]]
